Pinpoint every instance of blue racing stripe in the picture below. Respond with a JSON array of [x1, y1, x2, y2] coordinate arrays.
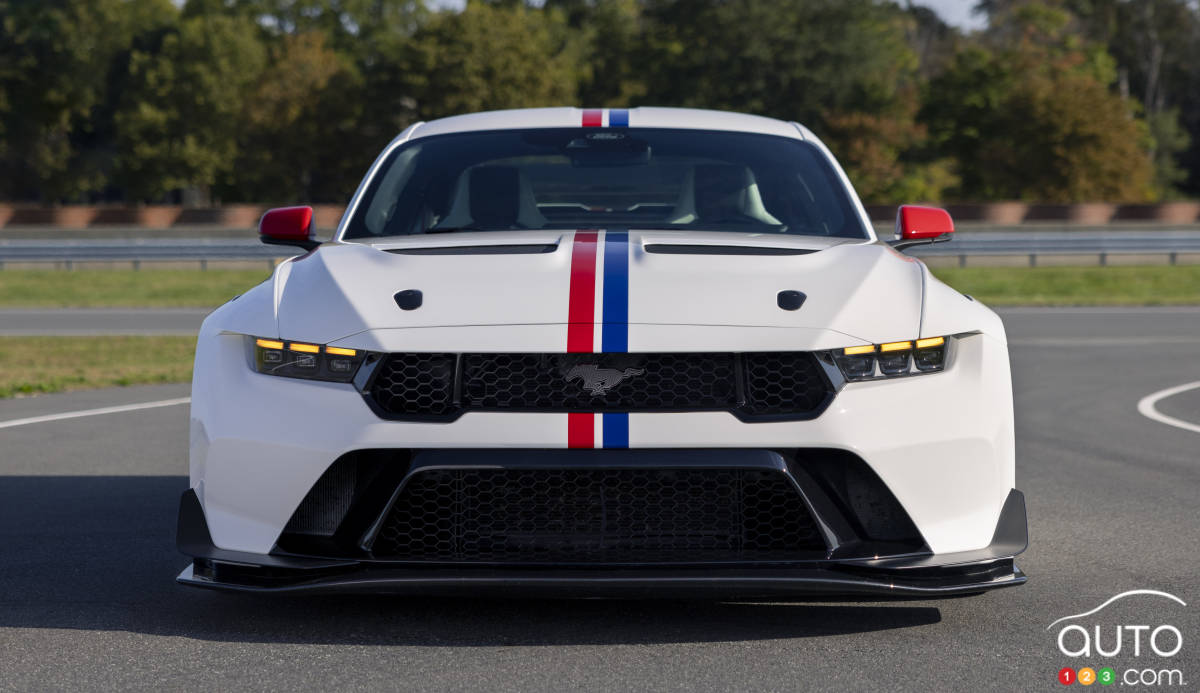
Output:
[[608, 109, 629, 127], [601, 229, 630, 447], [601, 230, 629, 352], [602, 412, 629, 449]]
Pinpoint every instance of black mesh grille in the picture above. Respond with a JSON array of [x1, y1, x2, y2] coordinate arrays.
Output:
[[366, 352, 831, 420], [464, 353, 736, 410], [371, 468, 825, 563], [742, 352, 832, 417], [369, 353, 456, 417]]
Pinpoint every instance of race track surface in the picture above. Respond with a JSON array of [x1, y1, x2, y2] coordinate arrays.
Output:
[[0, 308, 210, 336], [1, 308, 1197, 691]]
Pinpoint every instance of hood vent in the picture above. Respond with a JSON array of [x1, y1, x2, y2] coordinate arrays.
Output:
[[387, 244, 558, 256], [644, 244, 817, 256]]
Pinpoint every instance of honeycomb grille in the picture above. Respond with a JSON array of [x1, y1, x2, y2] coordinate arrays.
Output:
[[369, 353, 456, 417], [366, 352, 832, 420], [741, 352, 832, 417], [371, 468, 826, 563], [464, 353, 735, 410]]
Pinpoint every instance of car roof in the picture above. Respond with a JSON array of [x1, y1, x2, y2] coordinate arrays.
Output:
[[407, 107, 806, 141]]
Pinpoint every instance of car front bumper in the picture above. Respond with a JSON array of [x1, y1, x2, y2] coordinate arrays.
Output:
[[176, 482, 1028, 597], [190, 329, 1016, 559]]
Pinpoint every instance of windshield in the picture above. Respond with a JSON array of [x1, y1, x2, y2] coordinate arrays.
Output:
[[342, 128, 869, 240]]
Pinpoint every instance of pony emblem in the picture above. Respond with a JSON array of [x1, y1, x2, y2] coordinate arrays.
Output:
[[565, 365, 645, 396]]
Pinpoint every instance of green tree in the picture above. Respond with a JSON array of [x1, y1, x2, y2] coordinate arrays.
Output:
[[546, 0, 647, 107], [216, 1, 431, 201], [1145, 108, 1190, 194], [1060, 0, 1198, 196], [904, 3, 963, 79], [824, 96, 959, 203], [113, 12, 266, 201], [923, 4, 1154, 201], [640, 0, 916, 128], [637, 0, 950, 202], [205, 0, 427, 48], [402, 3, 581, 120], [0, 0, 175, 200], [227, 31, 362, 201]]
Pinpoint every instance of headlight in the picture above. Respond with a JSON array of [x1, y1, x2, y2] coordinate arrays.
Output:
[[831, 336, 948, 381], [251, 337, 370, 382]]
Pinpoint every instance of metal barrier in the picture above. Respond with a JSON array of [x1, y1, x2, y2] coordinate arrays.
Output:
[[2, 230, 1199, 269]]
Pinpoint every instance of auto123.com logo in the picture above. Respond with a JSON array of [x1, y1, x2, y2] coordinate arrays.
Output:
[[1049, 590, 1188, 687]]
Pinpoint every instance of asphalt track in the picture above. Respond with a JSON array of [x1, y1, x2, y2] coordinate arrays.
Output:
[[0, 308, 210, 336], [1, 308, 1198, 691]]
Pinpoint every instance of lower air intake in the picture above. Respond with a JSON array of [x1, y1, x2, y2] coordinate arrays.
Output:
[[371, 467, 826, 563]]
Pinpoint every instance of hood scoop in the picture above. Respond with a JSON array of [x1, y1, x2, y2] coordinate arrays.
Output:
[[644, 244, 817, 256]]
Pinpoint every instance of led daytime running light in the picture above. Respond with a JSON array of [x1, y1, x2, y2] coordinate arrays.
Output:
[[832, 335, 950, 381]]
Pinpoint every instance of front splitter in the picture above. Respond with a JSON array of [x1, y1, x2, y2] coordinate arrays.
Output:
[[177, 561, 1026, 599]]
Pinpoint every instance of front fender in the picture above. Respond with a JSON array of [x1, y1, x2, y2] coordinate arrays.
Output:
[[918, 265, 1007, 343]]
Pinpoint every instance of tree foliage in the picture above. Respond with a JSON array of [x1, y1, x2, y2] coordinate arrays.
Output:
[[1059, 0, 1199, 196], [922, 3, 1153, 201], [113, 12, 266, 200], [227, 31, 360, 202], [547, 0, 647, 107], [0, 0, 176, 200], [402, 3, 580, 121], [0, 0, 1194, 204]]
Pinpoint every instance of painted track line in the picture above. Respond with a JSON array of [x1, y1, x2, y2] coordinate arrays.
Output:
[[1137, 381, 1200, 435], [0, 397, 190, 430], [1012, 336, 1200, 347], [997, 307, 1200, 315]]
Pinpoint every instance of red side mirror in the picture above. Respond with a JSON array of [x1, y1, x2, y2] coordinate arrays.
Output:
[[260, 206, 318, 250], [896, 205, 954, 240]]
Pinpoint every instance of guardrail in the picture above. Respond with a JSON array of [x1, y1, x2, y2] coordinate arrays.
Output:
[[863, 202, 1200, 224], [3, 231, 1200, 270], [3, 202, 1200, 229], [0, 239, 293, 270], [0, 204, 347, 230], [908, 230, 1200, 267]]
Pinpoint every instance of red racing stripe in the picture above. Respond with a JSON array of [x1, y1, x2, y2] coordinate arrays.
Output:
[[581, 109, 603, 127], [568, 412, 593, 449], [566, 229, 599, 449], [567, 230, 599, 353]]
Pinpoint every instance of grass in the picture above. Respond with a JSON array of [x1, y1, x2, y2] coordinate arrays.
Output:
[[0, 266, 1198, 309], [0, 269, 268, 307], [0, 265, 1197, 398], [0, 336, 195, 398], [929, 265, 1200, 306]]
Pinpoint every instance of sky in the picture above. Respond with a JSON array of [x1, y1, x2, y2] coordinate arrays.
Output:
[[916, 0, 988, 31]]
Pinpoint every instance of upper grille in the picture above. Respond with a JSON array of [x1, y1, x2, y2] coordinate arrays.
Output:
[[370, 467, 826, 563], [369, 352, 456, 418], [366, 352, 832, 421]]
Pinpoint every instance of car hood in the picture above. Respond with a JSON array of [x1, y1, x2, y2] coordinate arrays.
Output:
[[273, 230, 925, 345]]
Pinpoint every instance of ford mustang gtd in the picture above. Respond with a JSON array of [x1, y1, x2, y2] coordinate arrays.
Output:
[[177, 107, 1027, 596]]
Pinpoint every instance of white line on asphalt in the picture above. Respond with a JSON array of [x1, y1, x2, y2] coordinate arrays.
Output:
[[0, 330, 201, 336], [1137, 381, 1200, 435], [0, 309, 213, 315], [997, 306, 1200, 315], [0, 397, 191, 430], [1012, 337, 1200, 347]]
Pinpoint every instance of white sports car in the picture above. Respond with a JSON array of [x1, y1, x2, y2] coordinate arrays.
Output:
[[178, 107, 1027, 596]]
